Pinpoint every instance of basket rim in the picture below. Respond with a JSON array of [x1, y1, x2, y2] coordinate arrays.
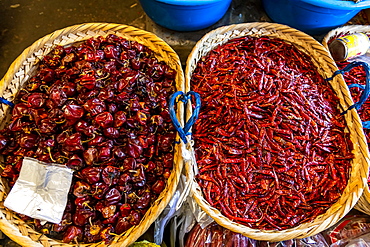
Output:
[[0, 22, 185, 247], [185, 22, 370, 241]]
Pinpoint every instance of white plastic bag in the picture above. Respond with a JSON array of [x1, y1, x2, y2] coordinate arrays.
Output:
[[4, 157, 73, 224]]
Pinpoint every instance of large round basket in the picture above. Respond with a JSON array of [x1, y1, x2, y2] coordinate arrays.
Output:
[[323, 25, 370, 216], [0, 23, 184, 247], [185, 22, 370, 241]]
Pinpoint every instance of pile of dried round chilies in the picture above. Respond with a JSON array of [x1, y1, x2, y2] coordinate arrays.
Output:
[[0, 34, 177, 244], [336, 61, 370, 185], [190, 36, 354, 231]]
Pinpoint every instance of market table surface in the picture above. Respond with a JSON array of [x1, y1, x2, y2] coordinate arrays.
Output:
[[0, 0, 368, 246]]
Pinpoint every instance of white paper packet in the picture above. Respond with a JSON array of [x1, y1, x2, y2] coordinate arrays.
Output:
[[4, 157, 73, 224]]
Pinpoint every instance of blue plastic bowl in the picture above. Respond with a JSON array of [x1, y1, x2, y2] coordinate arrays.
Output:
[[262, 0, 370, 35], [139, 0, 232, 31]]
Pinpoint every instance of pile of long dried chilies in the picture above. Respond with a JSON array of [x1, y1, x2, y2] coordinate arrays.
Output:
[[191, 36, 354, 230]]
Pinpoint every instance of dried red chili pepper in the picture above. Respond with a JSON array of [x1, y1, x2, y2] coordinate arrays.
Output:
[[191, 36, 353, 230], [336, 59, 370, 186], [0, 34, 177, 243]]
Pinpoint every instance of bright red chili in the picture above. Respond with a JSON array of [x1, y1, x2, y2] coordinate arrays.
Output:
[[191, 36, 353, 230]]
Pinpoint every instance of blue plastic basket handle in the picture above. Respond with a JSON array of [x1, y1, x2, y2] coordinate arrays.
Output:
[[326, 61, 370, 114], [350, 82, 370, 129], [326, 61, 370, 129], [169, 91, 201, 144], [0, 97, 14, 107]]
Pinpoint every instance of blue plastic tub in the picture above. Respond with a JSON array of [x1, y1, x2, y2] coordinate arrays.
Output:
[[139, 0, 232, 31], [262, 0, 370, 35]]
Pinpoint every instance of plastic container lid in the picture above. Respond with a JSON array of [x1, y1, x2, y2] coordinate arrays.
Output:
[[300, 0, 370, 10], [155, 0, 224, 6]]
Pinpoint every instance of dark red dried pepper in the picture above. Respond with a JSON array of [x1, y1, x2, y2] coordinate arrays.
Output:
[[0, 34, 177, 244]]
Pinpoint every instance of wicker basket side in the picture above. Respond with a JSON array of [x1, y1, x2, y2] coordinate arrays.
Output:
[[0, 23, 184, 247], [185, 22, 370, 242], [323, 24, 370, 215]]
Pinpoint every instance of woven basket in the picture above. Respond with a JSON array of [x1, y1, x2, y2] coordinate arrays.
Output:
[[185, 22, 370, 242], [323, 25, 370, 216], [0, 23, 184, 247]]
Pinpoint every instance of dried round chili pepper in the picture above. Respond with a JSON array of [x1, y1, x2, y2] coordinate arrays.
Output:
[[0, 34, 177, 244], [191, 36, 353, 231]]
